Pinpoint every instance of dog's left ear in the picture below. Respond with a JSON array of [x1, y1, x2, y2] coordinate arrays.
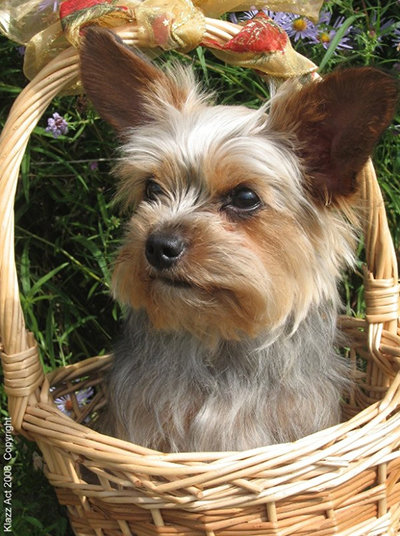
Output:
[[80, 27, 184, 136], [269, 68, 398, 202]]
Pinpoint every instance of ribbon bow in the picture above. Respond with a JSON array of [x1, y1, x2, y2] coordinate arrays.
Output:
[[0, 0, 323, 91]]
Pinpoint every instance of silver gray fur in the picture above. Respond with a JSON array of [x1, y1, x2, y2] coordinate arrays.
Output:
[[101, 304, 349, 451]]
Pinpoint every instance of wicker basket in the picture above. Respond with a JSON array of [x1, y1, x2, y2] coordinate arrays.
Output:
[[1, 20, 400, 536]]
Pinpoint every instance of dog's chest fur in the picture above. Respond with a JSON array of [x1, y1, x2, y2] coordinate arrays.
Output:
[[105, 303, 348, 451]]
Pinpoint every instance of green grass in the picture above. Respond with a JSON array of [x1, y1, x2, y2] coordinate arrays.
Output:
[[1, 1, 399, 534]]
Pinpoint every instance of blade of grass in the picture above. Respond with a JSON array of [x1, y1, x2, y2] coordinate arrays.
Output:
[[26, 263, 69, 301]]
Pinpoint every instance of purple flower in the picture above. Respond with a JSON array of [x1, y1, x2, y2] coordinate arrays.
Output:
[[227, 12, 239, 24], [233, 9, 319, 43], [228, 10, 258, 24], [38, 0, 60, 12], [54, 387, 94, 417], [46, 112, 69, 138], [363, 13, 396, 49], [391, 27, 400, 50], [262, 10, 293, 29], [368, 13, 396, 39], [316, 11, 354, 50], [89, 161, 99, 171], [281, 13, 319, 42]]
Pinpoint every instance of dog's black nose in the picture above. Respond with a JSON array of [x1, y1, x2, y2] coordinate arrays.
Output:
[[145, 232, 186, 270]]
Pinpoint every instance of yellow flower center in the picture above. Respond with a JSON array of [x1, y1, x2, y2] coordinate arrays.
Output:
[[319, 32, 331, 43], [65, 398, 73, 411], [292, 18, 307, 32]]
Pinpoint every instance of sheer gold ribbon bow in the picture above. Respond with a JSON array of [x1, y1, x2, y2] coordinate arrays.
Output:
[[0, 0, 323, 90]]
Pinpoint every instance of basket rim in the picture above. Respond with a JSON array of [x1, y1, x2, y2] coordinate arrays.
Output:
[[41, 320, 400, 461], [20, 366, 400, 508]]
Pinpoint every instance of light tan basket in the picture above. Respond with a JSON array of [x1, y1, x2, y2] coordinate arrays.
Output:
[[1, 21, 400, 536]]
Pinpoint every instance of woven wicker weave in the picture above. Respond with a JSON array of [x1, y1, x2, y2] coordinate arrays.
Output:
[[1, 21, 400, 536]]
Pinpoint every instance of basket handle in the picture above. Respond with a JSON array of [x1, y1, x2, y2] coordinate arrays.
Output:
[[359, 161, 400, 392], [361, 161, 399, 333], [0, 47, 79, 430]]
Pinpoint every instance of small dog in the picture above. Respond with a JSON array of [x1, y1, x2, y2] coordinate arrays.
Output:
[[80, 28, 398, 452]]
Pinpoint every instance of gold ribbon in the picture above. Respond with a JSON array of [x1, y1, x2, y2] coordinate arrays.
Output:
[[0, 0, 324, 90], [135, 0, 205, 53]]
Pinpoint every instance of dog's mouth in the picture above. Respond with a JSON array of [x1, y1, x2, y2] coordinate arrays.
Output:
[[150, 274, 193, 289], [160, 276, 193, 289]]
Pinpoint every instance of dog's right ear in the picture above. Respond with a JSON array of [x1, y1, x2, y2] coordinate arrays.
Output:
[[80, 27, 172, 135], [268, 67, 398, 204]]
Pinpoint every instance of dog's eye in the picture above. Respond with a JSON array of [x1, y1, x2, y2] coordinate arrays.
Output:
[[224, 186, 261, 212], [144, 179, 164, 201]]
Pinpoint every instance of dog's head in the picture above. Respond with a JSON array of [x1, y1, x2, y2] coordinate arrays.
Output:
[[80, 28, 398, 341]]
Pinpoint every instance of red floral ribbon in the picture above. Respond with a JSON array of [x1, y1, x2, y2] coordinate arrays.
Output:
[[204, 11, 316, 79], [60, 0, 130, 27], [206, 12, 288, 53]]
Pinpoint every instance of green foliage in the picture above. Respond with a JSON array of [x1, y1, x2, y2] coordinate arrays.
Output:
[[0, 1, 399, 533]]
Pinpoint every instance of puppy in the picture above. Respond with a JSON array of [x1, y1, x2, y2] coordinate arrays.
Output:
[[80, 27, 398, 452]]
